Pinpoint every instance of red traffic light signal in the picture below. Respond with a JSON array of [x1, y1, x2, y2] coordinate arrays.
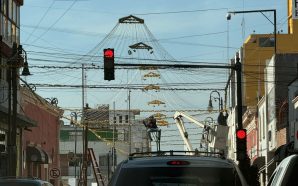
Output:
[[104, 49, 114, 58], [103, 48, 115, 81], [236, 129, 247, 161], [236, 129, 246, 139]]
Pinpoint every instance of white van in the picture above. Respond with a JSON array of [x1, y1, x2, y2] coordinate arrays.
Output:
[[267, 154, 298, 186]]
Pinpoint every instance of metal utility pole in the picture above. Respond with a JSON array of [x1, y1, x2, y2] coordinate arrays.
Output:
[[83, 103, 89, 186], [79, 63, 88, 186], [128, 89, 131, 154], [112, 101, 116, 171]]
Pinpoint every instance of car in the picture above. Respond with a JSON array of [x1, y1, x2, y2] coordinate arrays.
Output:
[[0, 177, 53, 186], [108, 150, 249, 186], [267, 154, 298, 186]]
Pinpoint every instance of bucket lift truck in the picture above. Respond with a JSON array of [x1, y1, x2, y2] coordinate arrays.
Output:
[[173, 111, 229, 152]]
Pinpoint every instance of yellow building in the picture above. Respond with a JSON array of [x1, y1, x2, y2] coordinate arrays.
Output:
[[242, 0, 298, 106]]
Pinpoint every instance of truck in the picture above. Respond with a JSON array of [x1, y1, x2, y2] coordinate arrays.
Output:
[[173, 111, 229, 152]]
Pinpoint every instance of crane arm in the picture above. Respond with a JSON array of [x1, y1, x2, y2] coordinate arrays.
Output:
[[174, 111, 206, 128], [174, 114, 194, 151], [174, 111, 229, 152]]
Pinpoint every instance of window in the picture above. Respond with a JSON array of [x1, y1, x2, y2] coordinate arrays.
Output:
[[7, 20, 11, 42], [119, 115, 122, 123], [259, 37, 275, 47], [98, 155, 109, 166], [12, 1, 16, 23], [125, 115, 129, 123], [268, 130, 272, 141], [0, 0, 20, 45], [8, 0, 12, 19], [2, 0, 8, 15], [11, 23, 16, 42]]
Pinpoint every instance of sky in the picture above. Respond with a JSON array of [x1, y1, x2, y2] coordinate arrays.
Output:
[[20, 0, 288, 150]]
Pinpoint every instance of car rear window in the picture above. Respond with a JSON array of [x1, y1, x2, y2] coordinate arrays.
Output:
[[111, 167, 241, 186]]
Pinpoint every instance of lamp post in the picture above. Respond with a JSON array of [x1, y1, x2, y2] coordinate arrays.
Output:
[[207, 90, 226, 125], [227, 9, 277, 55], [207, 90, 222, 112]]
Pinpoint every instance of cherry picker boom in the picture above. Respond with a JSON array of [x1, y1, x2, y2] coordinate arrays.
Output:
[[173, 111, 229, 152]]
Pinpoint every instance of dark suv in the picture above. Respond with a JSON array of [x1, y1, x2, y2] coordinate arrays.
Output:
[[108, 151, 248, 186], [0, 177, 53, 186]]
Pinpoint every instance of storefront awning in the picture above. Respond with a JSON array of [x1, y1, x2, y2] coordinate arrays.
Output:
[[26, 146, 49, 163]]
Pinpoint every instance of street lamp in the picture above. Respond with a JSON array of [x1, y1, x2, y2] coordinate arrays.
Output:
[[227, 9, 277, 55], [207, 90, 227, 125], [207, 90, 223, 112], [18, 45, 31, 76]]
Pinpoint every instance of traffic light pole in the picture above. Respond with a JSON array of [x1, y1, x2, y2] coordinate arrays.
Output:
[[235, 55, 250, 180], [235, 55, 243, 130]]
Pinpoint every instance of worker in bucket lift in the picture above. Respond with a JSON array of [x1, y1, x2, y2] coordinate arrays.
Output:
[[143, 116, 160, 141]]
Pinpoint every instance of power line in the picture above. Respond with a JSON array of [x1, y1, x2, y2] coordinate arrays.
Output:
[[29, 0, 78, 45], [134, 8, 228, 16], [22, 83, 224, 91], [24, 1, 56, 43]]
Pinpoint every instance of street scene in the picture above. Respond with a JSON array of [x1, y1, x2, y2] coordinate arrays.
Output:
[[1, 0, 298, 185]]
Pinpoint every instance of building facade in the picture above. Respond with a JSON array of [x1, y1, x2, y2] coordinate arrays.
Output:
[[0, 0, 37, 176], [20, 87, 63, 185]]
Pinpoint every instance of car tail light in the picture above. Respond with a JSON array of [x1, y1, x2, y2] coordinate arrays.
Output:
[[167, 160, 190, 165]]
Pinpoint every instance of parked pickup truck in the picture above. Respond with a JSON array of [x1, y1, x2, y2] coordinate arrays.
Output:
[[268, 154, 298, 186]]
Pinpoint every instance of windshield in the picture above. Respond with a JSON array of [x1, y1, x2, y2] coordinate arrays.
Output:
[[110, 166, 242, 186]]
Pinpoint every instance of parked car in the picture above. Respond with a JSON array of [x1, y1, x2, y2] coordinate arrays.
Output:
[[0, 177, 53, 186], [108, 150, 248, 186], [268, 154, 298, 186]]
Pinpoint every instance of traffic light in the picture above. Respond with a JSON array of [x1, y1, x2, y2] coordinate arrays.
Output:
[[104, 48, 115, 80], [236, 129, 247, 161]]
